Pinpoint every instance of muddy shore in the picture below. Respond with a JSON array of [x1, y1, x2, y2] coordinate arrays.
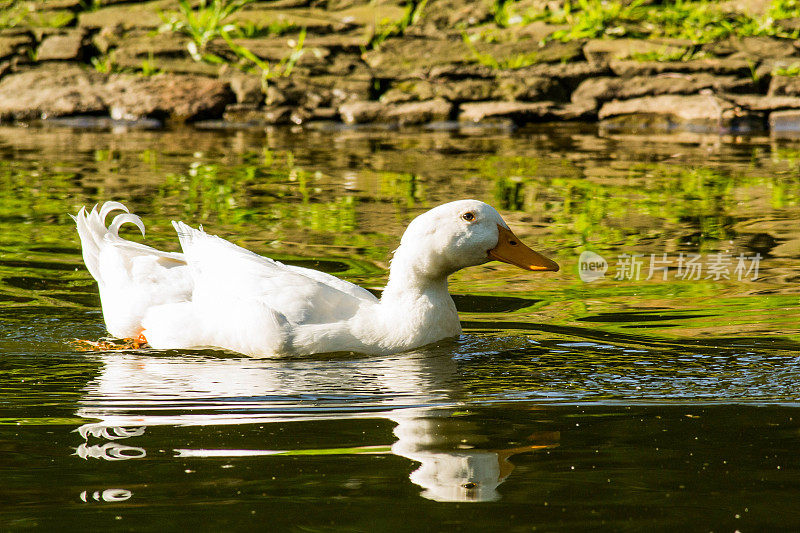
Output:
[[4, 0, 800, 134]]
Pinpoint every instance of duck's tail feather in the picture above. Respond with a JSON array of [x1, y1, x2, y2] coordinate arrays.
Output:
[[74, 202, 142, 282], [74, 201, 192, 339]]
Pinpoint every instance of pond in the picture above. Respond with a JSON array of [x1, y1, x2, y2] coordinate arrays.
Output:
[[2, 121, 800, 530]]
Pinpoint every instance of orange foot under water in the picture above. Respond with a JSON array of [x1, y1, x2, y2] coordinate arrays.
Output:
[[72, 333, 149, 351]]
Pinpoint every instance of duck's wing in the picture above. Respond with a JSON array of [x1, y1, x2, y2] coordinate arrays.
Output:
[[74, 202, 193, 338], [171, 222, 379, 326]]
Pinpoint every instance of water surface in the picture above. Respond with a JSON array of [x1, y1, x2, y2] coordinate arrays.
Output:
[[2, 123, 800, 530]]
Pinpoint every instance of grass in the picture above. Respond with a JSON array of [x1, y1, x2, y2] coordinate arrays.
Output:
[[773, 62, 800, 76], [629, 46, 707, 62], [462, 31, 541, 69], [159, 0, 255, 62], [90, 51, 164, 76], [90, 53, 115, 74], [366, 0, 428, 50], [0, 2, 74, 29], [159, 0, 305, 91], [492, 0, 800, 43]]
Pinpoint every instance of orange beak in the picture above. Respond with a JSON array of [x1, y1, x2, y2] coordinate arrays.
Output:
[[487, 224, 559, 272]]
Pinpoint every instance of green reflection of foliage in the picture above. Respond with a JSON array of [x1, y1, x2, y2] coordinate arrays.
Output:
[[270, 196, 357, 233], [0, 161, 78, 244], [378, 172, 424, 207], [480, 153, 800, 253]]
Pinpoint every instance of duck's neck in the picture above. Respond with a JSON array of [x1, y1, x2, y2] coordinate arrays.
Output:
[[381, 246, 451, 303], [376, 246, 461, 349]]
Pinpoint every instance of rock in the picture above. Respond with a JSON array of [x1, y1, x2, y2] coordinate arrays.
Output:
[[459, 101, 556, 124], [230, 8, 342, 34], [227, 73, 263, 105], [111, 32, 222, 75], [755, 57, 800, 79], [36, 30, 85, 61], [572, 74, 755, 105], [473, 39, 583, 65], [515, 62, 612, 91], [302, 34, 367, 53], [113, 32, 189, 61], [497, 75, 565, 102], [112, 32, 220, 75], [222, 103, 265, 124], [380, 83, 430, 104], [427, 63, 494, 79], [264, 106, 293, 124], [599, 94, 727, 121], [769, 109, 800, 135], [380, 80, 432, 104], [311, 107, 338, 120], [30, 0, 83, 8], [383, 75, 563, 104], [0, 34, 33, 60], [702, 36, 797, 58], [265, 84, 287, 106], [777, 17, 800, 32], [228, 37, 330, 68], [385, 98, 453, 124], [598, 94, 764, 132], [552, 100, 597, 121], [768, 74, 800, 96], [337, 98, 453, 125], [435, 79, 497, 101], [0, 64, 107, 121], [422, 0, 494, 29], [78, 2, 163, 30], [609, 58, 753, 77], [717, 0, 772, 15], [583, 38, 693, 63], [334, 3, 408, 27], [728, 36, 798, 59], [339, 100, 385, 124], [271, 75, 370, 108], [324, 54, 368, 77], [725, 94, 800, 111], [507, 20, 568, 43], [363, 38, 472, 78], [106, 74, 235, 121], [25, 10, 75, 30]]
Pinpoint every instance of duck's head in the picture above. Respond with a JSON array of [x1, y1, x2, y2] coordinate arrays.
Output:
[[397, 200, 559, 279]]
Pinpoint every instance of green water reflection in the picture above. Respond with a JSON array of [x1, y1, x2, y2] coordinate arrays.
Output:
[[2, 123, 800, 529]]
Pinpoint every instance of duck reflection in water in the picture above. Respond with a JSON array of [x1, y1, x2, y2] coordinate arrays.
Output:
[[391, 409, 558, 502], [75, 343, 559, 502]]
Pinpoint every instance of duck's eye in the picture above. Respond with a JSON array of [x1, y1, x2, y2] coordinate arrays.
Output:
[[462, 482, 477, 489], [461, 212, 475, 222]]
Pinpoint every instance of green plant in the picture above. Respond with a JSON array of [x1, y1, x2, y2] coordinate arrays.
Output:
[[235, 18, 297, 38], [630, 46, 705, 62], [78, 0, 101, 11], [222, 28, 305, 93], [497, 0, 800, 43], [90, 53, 116, 74], [0, 2, 74, 29], [773, 62, 800, 76], [160, 0, 305, 91], [160, 0, 254, 61], [462, 32, 540, 69], [139, 52, 164, 76], [367, 0, 429, 50]]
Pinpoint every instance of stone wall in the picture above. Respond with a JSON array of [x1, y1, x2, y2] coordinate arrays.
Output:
[[3, 0, 800, 133]]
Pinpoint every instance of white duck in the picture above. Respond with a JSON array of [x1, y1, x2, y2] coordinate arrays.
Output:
[[74, 200, 558, 356]]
